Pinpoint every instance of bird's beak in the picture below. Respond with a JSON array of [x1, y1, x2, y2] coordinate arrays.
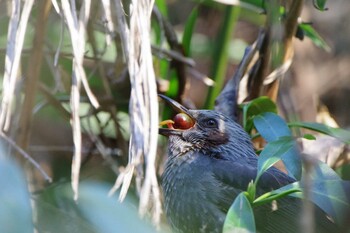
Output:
[[158, 94, 194, 136]]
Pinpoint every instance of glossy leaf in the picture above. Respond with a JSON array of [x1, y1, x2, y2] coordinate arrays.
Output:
[[182, 7, 198, 56], [243, 97, 277, 132], [289, 121, 350, 144], [281, 147, 302, 180], [253, 183, 301, 206], [310, 157, 341, 181], [310, 180, 350, 225], [303, 134, 316, 140], [223, 192, 256, 233], [253, 112, 290, 142], [254, 112, 302, 179], [313, 0, 328, 11], [275, 179, 350, 225], [270, 160, 349, 225], [256, 136, 295, 181], [265, 182, 303, 199], [299, 23, 330, 51]]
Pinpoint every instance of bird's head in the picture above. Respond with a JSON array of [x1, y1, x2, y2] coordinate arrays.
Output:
[[159, 95, 256, 159]]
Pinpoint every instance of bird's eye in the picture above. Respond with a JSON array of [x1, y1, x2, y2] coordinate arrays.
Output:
[[173, 113, 194, 129], [205, 119, 217, 128]]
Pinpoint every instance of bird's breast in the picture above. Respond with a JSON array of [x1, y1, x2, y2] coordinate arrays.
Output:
[[162, 152, 227, 233]]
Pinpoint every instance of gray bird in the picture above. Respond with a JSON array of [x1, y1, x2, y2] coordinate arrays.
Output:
[[158, 94, 339, 233]]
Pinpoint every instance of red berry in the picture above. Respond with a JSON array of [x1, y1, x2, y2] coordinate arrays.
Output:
[[173, 113, 194, 129]]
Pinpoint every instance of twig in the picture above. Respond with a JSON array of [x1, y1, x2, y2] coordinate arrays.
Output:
[[17, 0, 52, 153], [37, 83, 71, 121], [86, 114, 120, 175], [85, 10, 127, 157], [0, 132, 52, 183], [28, 145, 121, 156], [151, 45, 195, 67]]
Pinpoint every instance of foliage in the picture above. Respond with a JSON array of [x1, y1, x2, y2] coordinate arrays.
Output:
[[223, 96, 350, 232], [0, 0, 349, 232]]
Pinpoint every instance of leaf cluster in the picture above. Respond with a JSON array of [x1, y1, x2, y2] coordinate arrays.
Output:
[[223, 97, 350, 232]]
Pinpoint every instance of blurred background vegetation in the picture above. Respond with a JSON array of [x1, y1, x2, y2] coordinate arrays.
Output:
[[0, 0, 349, 232]]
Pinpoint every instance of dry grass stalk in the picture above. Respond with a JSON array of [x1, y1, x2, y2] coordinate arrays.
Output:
[[101, 0, 115, 45], [61, 0, 97, 201], [110, 0, 161, 225], [0, 0, 34, 132]]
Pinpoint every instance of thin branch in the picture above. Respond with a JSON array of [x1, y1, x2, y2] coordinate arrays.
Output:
[[17, 0, 52, 153], [151, 45, 195, 67], [0, 132, 52, 183]]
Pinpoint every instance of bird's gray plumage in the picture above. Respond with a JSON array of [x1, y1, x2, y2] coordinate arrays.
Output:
[[159, 96, 339, 233]]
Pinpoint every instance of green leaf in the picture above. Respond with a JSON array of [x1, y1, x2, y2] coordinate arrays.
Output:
[[262, 182, 303, 199], [313, 0, 328, 11], [246, 180, 256, 202], [282, 147, 302, 180], [244, 97, 277, 117], [303, 134, 316, 140], [182, 7, 198, 57], [256, 136, 295, 181], [253, 184, 301, 206], [335, 163, 350, 180], [309, 180, 350, 225], [310, 158, 341, 181], [254, 113, 301, 180], [289, 121, 350, 144], [273, 174, 350, 225], [299, 23, 330, 52], [0, 158, 33, 233], [242, 96, 277, 132], [155, 0, 168, 17], [253, 112, 290, 142], [223, 193, 256, 233]]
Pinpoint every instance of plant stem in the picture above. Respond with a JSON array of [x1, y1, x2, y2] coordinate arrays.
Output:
[[205, 6, 240, 109]]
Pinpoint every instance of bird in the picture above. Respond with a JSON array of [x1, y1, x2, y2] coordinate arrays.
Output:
[[158, 94, 340, 233]]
